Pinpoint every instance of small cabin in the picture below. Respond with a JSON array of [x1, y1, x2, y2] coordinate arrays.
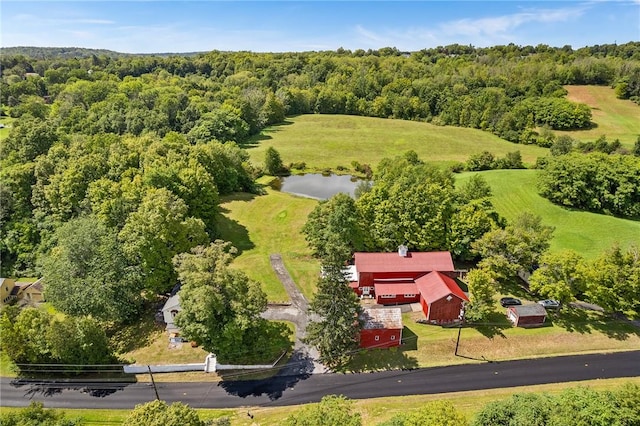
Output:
[[507, 304, 547, 327]]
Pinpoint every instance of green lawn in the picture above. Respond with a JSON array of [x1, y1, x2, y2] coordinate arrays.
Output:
[[456, 169, 640, 259], [244, 115, 548, 172], [218, 190, 320, 302], [0, 116, 15, 141], [557, 85, 640, 148], [344, 305, 640, 373]]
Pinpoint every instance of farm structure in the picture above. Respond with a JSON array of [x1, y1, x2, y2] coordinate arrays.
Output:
[[506, 304, 547, 327], [349, 247, 468, 324], [360, 307, 403, 349]]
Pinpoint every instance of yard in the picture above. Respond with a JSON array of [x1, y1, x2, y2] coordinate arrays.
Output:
[[345, 304, 640, 373]]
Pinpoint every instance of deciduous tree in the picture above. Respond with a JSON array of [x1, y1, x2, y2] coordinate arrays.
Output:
[[173, 241, 273, 362], [529, 250, 587, 304], [284, 395, 362, 426], [41, 215, 143, 323]]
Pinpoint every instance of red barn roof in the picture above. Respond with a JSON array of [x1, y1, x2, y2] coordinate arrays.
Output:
[[354, 251, 455, 273], [374, 282, 418, 296], [416, 272, 469, 303]]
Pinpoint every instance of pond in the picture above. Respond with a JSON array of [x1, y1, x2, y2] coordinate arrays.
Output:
[[273, 174, 365, 200]]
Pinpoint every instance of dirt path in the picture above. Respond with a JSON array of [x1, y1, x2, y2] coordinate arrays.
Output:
[[263, 254, 325, 374]]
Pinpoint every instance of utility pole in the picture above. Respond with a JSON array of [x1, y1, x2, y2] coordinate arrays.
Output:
[[454, 325, 462, 356], [148, 365, 160, 400]]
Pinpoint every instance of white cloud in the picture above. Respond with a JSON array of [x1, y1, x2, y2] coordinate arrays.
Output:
[[351, 4, 590, 50]]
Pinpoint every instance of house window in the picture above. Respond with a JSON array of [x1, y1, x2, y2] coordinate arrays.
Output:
[[380, 294, 395, 299], [391, 335, 396, 340], [404, 294, 415, 298], [374, 336, 380, 341]]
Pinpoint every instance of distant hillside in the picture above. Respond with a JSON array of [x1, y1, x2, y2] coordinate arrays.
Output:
[[556, 85, 640, 147], [0, 46, 206, 59]]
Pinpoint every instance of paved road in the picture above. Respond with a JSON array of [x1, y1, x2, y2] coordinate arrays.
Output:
[[2, 351, 638, 409]]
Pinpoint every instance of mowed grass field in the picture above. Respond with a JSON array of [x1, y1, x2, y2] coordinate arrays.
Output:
[[456, 169, 640, 259], [217, 189, 320, 302], [245, 115, 548, 171], [558, 85, 640, 147]]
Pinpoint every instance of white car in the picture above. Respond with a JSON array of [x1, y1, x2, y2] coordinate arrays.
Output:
[[537, 299, 561, 309]]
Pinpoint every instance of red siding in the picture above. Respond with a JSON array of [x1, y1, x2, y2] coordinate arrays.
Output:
[[377, 294, 420, 305], [427, 297, 464, 323], [420, 294, 464, 324], [515, 315, 546, 327], [360, 328, 402, 349]]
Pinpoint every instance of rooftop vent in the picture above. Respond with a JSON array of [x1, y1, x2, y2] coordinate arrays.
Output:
[[398, 245, 408, 257]]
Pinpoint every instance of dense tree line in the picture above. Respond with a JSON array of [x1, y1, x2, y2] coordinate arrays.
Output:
[[2, 42, 639, 147], [538, 153, 640, 218]]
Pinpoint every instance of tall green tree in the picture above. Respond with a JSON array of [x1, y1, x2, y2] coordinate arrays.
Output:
[[41, 215, 143, 323], [465, 267, 497, 321], [303, 193, 364, 264], [173, 241, 271, 362], [529, 250, 587, 304], [472, 212, 554, 283], [264, 146, 286, 176], [584, 244, 640, 315], [305, 262, 363, 369], [119, 188, 208, 295]]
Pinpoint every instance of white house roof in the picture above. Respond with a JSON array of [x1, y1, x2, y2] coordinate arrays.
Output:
[[162, 294, 181, 313]]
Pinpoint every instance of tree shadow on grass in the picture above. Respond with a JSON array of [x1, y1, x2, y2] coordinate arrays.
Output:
[[552, 306, 640, 340], [216, 349, 314, 401], [467, 311, 510, 339], [240, 120, 295, 150], [343, 346, 419, 374], [215, 215, 254, 254]]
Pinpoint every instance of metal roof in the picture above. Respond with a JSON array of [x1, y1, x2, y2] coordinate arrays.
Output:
[[354, 251, 455, 273], [415, 271, 469, 303], [361, 307, 403, 330], [509, 304, 547, 317]]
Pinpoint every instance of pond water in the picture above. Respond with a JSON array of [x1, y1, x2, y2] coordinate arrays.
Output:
[[274, 174, 364, 200]]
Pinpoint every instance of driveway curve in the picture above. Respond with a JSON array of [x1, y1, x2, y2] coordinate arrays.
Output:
[[262, 254, 325, 374]]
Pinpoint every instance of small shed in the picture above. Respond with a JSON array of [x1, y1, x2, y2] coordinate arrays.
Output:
[[507, 304, 547, 327], [359, 307, 403, 349]]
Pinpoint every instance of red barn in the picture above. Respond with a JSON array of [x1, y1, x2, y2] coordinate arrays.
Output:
[[507, 304, 547, 327], [349, 247, 467, 324], [359, 307, 403, 349], [416, 272, 468, 324]]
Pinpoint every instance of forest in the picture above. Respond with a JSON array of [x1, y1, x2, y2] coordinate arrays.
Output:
[[1, 42, 639, 352]]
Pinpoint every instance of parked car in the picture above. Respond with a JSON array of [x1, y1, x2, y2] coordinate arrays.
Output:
[[538, 299, 561, 309], [500, 297, 522, 307]]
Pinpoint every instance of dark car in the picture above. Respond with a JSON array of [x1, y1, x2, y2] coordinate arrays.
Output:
[[500, 297, 522, 307], [538, 299, 561, 309]]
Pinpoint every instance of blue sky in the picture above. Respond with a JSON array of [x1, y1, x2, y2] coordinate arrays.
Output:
[[1, 1, 638, 53]]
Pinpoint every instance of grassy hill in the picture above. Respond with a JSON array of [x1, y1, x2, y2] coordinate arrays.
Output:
[[457, 169, 640, 259], [557, 85, 640, 148], [245, 115, 548, 171]]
